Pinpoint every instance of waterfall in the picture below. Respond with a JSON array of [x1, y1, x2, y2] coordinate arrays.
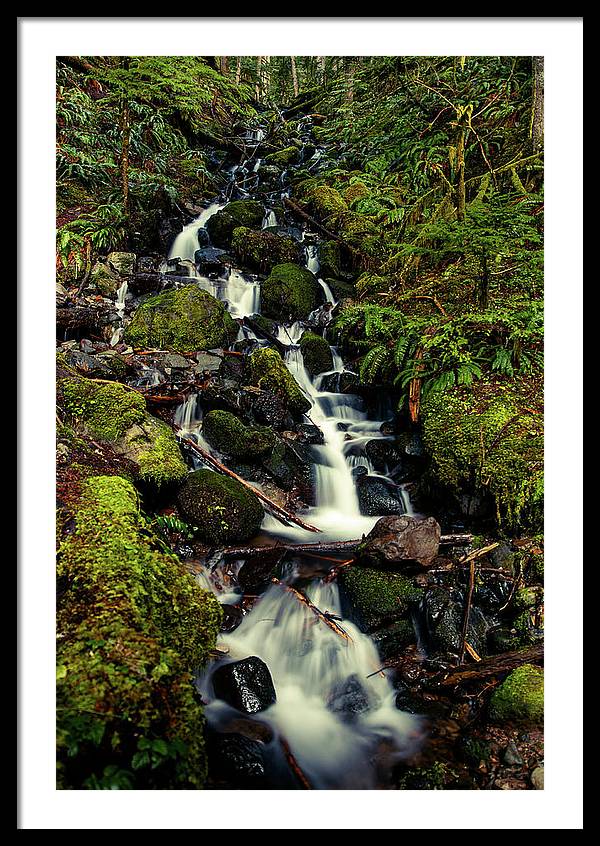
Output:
[[262, 209, 277, 229], [199, 580, 422, 789], [110, 280, 128, 346], [167, 202, 225, 264]]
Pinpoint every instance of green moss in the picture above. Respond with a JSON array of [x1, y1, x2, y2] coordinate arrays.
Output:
[[176, 469, 264, 545], [261, 262, 323, 321], [202, 410, 275, 458], [247, 347, 311, 417], [124, 285, 237, 353], [343, 181, 371, 207], [397, 761, 448, 790], [264, 146, 300, 167], [489, 664, 544, 725], [317, 240, 341, 278], [299, 331, 333, 376], [61, 378, 146, 442], [231, 226, 300, 273], [90, 261, 119, 297], [57, 475, 221, 789], [205, 199, 264, 248], [302, 182, 348, 224], [421, 382, 544, 533], [338, 566, 423, 632], [126, 416, 188, 489]]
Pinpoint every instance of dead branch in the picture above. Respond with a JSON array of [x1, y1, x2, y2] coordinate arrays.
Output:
[[279, 737, 313, 789], [272, 578, 352, 642], [177, 435, 322, 534], [459, 558, 476, 664], [426, 645, 544, 688]]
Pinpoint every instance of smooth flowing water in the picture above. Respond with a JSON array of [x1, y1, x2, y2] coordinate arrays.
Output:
[[167, 143, 420, 788]]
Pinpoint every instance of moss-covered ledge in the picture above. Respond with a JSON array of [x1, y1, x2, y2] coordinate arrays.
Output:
[[56, 475, 222, 789], [420, 378, 543, 534]]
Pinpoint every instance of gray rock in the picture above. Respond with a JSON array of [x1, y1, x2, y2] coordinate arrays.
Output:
[[357, 475, 406, 517], [530, 765, 544, 790], [107, 251, 136, 276], [503, 740, 524, 767], [357, 515, 441, 567]]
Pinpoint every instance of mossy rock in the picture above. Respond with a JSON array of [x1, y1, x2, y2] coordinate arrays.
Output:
[[421, 382, 544, 534], [343, 181, 371, 207], [177, 469, 264, 545], [202, 410, 275, 458], [56, 475, 221, 789], [205, 199, 264, 248], [317, 240, 342, 278], [113, 415, 188, 492], [299, 331, 333, 376], [61, 377, 147, 442], [338, 566, 423, 633], [261, 263, 323, 322], [489, 664, 544, 725], [90, 261, 120, 297], [264, 146, 300, 167], [124, 285, 237, 353], [231, 227, 301, 274], [301, 182, 348, 225], [107, 251, 136, 276], [247, 347, 311, 417]]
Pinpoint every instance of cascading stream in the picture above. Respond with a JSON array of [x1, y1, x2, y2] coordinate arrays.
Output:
[[167, 132, 421, 788]]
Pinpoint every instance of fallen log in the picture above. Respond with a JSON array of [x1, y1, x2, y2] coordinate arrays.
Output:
[[177, 434, 322, 534], [220, 534, 472, 559], [272, 578, 352, 642], [426, 645, 544, 688]]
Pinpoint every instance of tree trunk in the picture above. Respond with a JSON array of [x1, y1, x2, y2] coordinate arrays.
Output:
[[456, 123, 466, 221], [235, 56, 242, 85], [255, 56, 262, 99], [291, 55, 299, 97], [532, 56, 544, 153], [219, 56, 229, 76]]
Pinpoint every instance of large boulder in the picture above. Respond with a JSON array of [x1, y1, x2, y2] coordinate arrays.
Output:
[[176, 469, 264, 544], [261, 263, 324, 322], [317, 240, 341, 278], [299, 331, 333, 376], [356, 475, 406, 517], [211, 656, 276, 714], [205, 199, 264, 248], [264, 146, 300, 167], [246, 348, 311, 417], [202, 410, 275, 458], [364, 439, 403, 473], [206, 731, 268, 788], [124, 285, 237, 353], [423, 586, 489, 658], [338, 566, 423, 633], [356, 515, 441, 568], [107, 251, 136, 276], [90, 260, 120, 297], [231, 227, 301, 273]]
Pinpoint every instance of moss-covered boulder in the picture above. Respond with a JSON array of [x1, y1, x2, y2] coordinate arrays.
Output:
[[57, 475, 221, 789], [231, 227, 301, 273], [261, 263, 323, 321], [301, 182, 348, 225], [205, 199, 264, 248], [177, 469, 264, 544], [90, 261, 120, 297], [421, 382, 544, 533], [124, 286, 237, 353], [299, 331, 333, 376], [343, 181, 371, 207], [317, 240, 342, 278], [489, 664, 544, 725], [264, 146, 300, 167], [338, 566, 423, 633], [107, 251, 136, 276], [247, 347, 311, 417], [202, 410, 275, 458], [60, 377, 187, 492]]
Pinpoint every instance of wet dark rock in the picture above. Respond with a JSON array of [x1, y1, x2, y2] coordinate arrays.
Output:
[[202, 378, 244, 415], [197, 227, 211, 248], [129, 272, 162, 295], [487, 626, 521, 654], [261, 438, 314, 499], [319, 370, 360, 395], [352, 465, 368, 479], [364, 439, 403, 473], [220, 604, 243, 633], [64, 350, 119, 379], [394, 681, 451, 719], [194, 246, 231, 275], [328, 674, 370, 720], [423, 586, 489, 658], [371, 619, 415, 660], [237, 548, 286, 593], [212, 656, 277, 714], [356, 515, 441, 568], [206, 731, 268, 788], [297, 423, 325, 445], [357, 475, 406, 517], [177, 469, 263, 545], [241, 387, 291, 430]]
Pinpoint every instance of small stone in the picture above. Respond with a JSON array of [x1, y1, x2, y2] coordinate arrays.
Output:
[[503, 740, 524, 767]]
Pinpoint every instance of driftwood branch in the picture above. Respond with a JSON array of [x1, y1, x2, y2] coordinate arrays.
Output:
[[279, 737, 313, 789], [272, 578, 352, 642], [426, 645, 544, 688], [177, 434, 322, 534], [220, 533, 472, 560]]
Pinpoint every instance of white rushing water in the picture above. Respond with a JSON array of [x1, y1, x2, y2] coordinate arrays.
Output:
[[199, 580, 422, 789], [168, 159, 420, 789]]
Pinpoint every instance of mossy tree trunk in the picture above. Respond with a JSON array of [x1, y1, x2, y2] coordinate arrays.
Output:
[[456, 122, 466, 221], [291, 55, 299, 97], [532, 56, 544, 154], [119, 58, 131, 223]]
